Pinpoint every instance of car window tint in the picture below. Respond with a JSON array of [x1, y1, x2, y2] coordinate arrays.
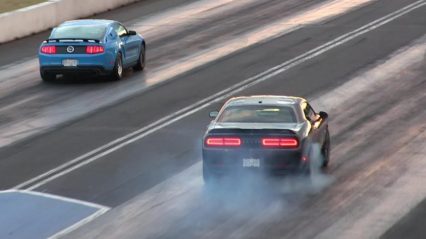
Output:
[[304, 104, 317, 121], [218, 105, 297, 123], [50, 25, 106, 40], [113, 23, 127, 37]]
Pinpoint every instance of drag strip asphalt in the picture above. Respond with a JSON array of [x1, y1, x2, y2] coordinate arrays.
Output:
[[0, 0, 423, 207], [0, 0, 425, 238], [12, 0, 426, 192]]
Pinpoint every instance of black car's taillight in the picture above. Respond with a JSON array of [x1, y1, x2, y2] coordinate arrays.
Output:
[[41, 45, 57, 54], [261, 138, 298, 148], [205, 137, 241, 147]]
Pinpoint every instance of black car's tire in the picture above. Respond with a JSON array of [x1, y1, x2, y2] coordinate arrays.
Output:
[[40, 71, 56, 82], [321, 129, 331, 168], [133, 45, 145, 72], [110, 53, 123, 81], [303, 142, 323, 180]]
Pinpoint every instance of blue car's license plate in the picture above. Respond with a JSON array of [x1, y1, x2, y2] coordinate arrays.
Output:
[[62, 59, 78, 67]]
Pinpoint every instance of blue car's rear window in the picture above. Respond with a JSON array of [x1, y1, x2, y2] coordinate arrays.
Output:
[[50, 25, 107, 40]]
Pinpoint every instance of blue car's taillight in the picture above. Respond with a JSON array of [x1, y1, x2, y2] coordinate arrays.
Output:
[[86, 45, 104, 54], [41, 46, 57, 54]]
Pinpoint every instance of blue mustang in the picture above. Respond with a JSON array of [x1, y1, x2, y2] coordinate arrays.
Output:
[[38, 19, 145, 81]]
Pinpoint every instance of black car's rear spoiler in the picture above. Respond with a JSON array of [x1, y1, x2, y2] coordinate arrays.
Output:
[[44, 38, 101, 43], [208, 128, 296, 136]]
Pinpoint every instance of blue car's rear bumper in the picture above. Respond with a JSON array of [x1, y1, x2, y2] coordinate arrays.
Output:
[[39, 52, 115, 76], [40, 65, 111, 76]]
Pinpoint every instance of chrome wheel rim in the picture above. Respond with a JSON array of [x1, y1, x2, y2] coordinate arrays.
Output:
[[117, 58, 123, 77]]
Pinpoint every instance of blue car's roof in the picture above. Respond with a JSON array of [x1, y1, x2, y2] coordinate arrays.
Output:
[[60, 19, 116, 27]]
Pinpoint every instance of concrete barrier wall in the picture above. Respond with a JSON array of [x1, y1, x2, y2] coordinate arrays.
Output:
[[0, 0, 139, 44]]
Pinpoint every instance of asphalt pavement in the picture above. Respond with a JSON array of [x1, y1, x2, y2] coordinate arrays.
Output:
[[381, 198, 426, 239], [0, 0, 425, 238]]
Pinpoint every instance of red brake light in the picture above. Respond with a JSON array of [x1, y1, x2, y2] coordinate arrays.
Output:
[[41, 46, 57, 54], [86, 45, 105, 54], [205, 137, 241, 147], [262, 138, 298, 148]]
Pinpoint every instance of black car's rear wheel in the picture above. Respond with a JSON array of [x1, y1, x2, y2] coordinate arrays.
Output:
[[203, 164, 218, 186], [110, 53, 123, 81], [303, 143, 323, 178], [321, 129, 331, 168], [133, 45, 145, 72]]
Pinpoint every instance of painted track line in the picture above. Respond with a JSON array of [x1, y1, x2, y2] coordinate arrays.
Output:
[[13, 0, 426, 191], [0, 189, 109, 211], [0, 189, 110, 239], [48, 207, 109, 239]]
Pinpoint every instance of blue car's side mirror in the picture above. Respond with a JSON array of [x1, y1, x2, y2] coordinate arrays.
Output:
[[127, 30, 137, 36]]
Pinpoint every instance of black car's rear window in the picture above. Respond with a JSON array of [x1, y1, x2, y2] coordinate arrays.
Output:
[[50, 25, 107, 40], [218, 105, 297, 123]]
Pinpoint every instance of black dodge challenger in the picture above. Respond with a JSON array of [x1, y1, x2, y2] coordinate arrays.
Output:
[[202, 95, 330, 183]]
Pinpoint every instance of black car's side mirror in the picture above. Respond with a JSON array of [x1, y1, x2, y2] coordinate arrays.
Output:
[[127, 30, 137, 36], [319, 111, 328, 120], [209, 111, 219, 119]]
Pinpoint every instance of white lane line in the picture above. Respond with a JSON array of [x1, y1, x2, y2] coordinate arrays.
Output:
[[13, 0, 426, 191], [0, 189, 109, 211], [0, 189, 110, 239], [48, 207, 109, 239]]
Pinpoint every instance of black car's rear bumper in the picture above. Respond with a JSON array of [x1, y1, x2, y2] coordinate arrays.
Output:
[[202, 148, 307, 176], [40, 66, 111, 76]]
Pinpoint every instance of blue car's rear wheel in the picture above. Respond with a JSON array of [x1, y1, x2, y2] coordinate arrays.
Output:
[[133, 46, 145, 72], [110, 53, 123, 81], [40, 71, 56, 82]]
